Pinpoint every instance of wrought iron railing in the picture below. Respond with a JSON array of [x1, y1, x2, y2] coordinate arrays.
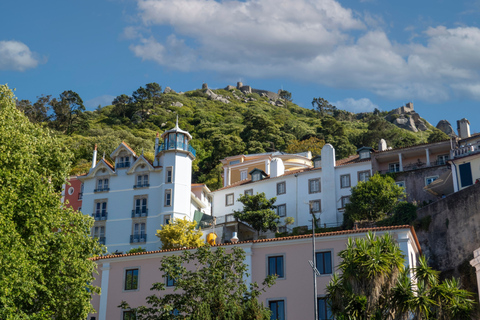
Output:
[[130, 234, 147, 243], [94, 187, 110, 193], [131, 209, 148, 218], [92, 212, 108, 220], [158, 143, 196, 157], [133, 184, 150, 189]]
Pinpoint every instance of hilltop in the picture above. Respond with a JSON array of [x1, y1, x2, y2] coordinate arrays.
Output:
[[16, 82, 448, 190]]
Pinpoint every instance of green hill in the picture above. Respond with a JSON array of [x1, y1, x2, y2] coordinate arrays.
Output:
[[15, 83, 448, 190]]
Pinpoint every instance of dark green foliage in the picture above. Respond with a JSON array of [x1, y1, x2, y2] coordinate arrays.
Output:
[[344, 173, 405, 228], [377, 202, 418, 227], [413, 215, 433, 232], [127, 247, 147, 254], [327, 233, 476, 320], [278, 90, 292, 102], [121, 246, 275, 319], [233, 193, 279, 235], [50, 90, 87, 135], [0, 85, 105, 319], [428, 128, 450, 143]]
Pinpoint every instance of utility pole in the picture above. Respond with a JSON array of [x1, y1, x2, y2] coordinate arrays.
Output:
[[308, 203, 320, 320]]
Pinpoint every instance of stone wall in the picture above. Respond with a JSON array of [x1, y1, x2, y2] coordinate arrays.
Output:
[[415, 182, 480, 293]]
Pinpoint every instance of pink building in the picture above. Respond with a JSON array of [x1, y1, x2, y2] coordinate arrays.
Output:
[[88, 225, 420, 320]]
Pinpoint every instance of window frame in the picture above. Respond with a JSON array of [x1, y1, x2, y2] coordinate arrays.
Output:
[[134, 174, 149, 188], [225, 193, 234, 206], [267, 254, 285, 280], [308, 178, 321, 194], [122, 310, 136, 320], [277, 204, 286, 217], [310, 200, 321, 213], [340, 196, 350, 209], [315, 250, 333, 276], [425, 176, 439, 186], [340, 174, 351, 188], [166, 167, 173, 183], [268, 299, 286, 320], [163, 214, 171, 226], [388, 163, 400, 173], [276, 181, 286, 195], [244, 189, 253, 196], [124, 268, 139, 291], [437, 154, 449, 165], [164, 189, 172, 207], [318, 297, 333, 320], [240, 170, 248, 181], [358, 170, 371, 182], [133, 195, 148, 217]]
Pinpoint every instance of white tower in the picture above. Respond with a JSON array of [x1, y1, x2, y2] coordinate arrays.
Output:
[[457, 118, 471, 139], [155, 118, 196, 220]]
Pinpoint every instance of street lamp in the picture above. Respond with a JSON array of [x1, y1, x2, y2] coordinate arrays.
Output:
[[307, 203, 320, 320]]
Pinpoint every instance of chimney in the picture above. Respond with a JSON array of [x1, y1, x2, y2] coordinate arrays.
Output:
[[270, 158, 285, 178], [91, 144, 97, 168], [154, 132, 159, 166], [457, 118, 471, 139], [378, 139, 387, 151]]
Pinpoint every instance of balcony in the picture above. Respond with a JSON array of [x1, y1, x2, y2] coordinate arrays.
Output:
[[116, 162, 131, 169], [130, 234, 147, 243], [92, 212, 108, 221], [131, 209, 148, 218], [215, 214, 237, 225], [94, 187, 110, 193], [158, 142, 196, 157], [133, 183, 150, 189]]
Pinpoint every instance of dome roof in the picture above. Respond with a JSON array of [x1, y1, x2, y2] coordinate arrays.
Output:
[[161, 116, 192, 140]]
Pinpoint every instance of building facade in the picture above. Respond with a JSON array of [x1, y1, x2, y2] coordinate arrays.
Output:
[[88, 226, 420, 320], [211, 144, 373, 234], [79, 123, 211, 253]]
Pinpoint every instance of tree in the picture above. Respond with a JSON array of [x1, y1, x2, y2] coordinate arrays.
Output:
[[112, 94, 132, 118], [156, 218, 204, 250], [285, 136, 325, 156], [233, 193, 279, 236], [344, 173, 405, 227], [0, 85, 105, 319], [278, 90, 292, 102], [312, 97, 336, 116], [50, 90, 87, 135], [327, 232, 475, 320], [16, 95, 51, 124], [121, 246, 275, 319]]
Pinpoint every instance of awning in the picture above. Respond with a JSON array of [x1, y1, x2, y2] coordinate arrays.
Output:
[[424, 170, 454, 196]]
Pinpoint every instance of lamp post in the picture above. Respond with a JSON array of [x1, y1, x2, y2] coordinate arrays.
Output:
[[309, 203, 319, 320]]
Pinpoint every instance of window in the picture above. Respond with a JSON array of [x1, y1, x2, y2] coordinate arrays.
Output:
[[268, 256, 284, 278], [358, 170, 371, 182], [241, 170, 248, 180], [166, 274, 176, 287], [95, 179, 109, 192], [269, 300, 285, 320], [437, 154, 449, 165], [123, 310, 136, 320], [309, 178, 321, 194], [244, 189, 253, 196], [230, 160, 240, 165], [310, 200, 321, 213], [359, 150, 371, 160], [93, 226, 105, 244], [133, 197, 148, 217], [340, 174, 351, 188], [277, 182, 286, 195], [425, 176, 439, 186], [135, 174, 149, 188], [118, 156, 131, 169], [316, 251, 332, 275], [165, 189, 172, 207], [124, 269, 139, 290], [318, 298, 333, 319], [166, 167, 173, 183], [340, 196, 350, 209], [396, 181, 405, 189], [389, 163, 400, 173], [131, 223, 146, 243], [225, 193, 234, 206], [163, 214, 171, 225], [277, 204, 286, 217], [78, 183, 84, 200], [94, 201, 107, 220], [252, 172, 262, 181]]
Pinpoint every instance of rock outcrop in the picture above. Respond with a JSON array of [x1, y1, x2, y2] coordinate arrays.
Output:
[[436, 120, 457, 137], [384, 102, 430, 132]]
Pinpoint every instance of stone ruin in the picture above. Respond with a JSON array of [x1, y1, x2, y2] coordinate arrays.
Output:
[[436, 120, 457, 137], [199, 82, 284, 105], [384, 102, 429, 132]]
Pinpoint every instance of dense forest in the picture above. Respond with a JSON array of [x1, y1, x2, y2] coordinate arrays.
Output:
[[15, 83, 448, 190]]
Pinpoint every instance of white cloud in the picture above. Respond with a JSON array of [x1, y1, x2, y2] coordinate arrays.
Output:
[[0, 40, 40, 71], [334, 98, 378, 113], [125, 0, 480, 103], [85, 95, 116, 110]]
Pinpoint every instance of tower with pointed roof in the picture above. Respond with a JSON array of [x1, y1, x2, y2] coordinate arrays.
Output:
[[155, 117, 196, 221]]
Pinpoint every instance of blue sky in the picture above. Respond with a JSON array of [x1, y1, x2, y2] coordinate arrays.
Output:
[[2, 0, 480, 134]]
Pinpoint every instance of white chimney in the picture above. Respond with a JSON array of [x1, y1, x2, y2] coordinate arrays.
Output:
[[270, 158, 285, 178], [91, 144, 97, 168], [457, 118, 471, 139], [154, 132, 159, 166], [378, 139, 387, 151]]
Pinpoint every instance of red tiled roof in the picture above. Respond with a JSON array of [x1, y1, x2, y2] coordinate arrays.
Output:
[[90, 225, 420, 261], [121, 141, 137, 157], [103, 158, 115, 170]]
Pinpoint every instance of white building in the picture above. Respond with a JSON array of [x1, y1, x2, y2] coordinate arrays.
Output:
[[79, 122, 211, 253], [211, 144, 373, 237]]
